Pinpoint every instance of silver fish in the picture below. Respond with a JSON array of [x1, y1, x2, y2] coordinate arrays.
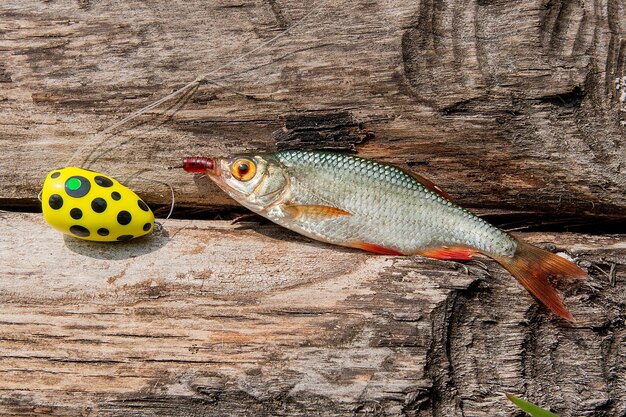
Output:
[[184, 150, 586, 321]]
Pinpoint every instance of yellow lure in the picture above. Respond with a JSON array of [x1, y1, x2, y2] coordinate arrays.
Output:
[[41, 167, 154, 242]]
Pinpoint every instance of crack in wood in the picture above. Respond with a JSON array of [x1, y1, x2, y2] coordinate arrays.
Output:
[[273, 111, 373, 152]]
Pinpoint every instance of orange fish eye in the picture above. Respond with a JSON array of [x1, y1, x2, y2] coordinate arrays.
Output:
[[231, 158, 256, 181]]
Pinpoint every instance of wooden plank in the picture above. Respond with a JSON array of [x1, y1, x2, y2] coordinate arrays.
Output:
[[0, 212, 624, 416], [0, 0, 625, 217]]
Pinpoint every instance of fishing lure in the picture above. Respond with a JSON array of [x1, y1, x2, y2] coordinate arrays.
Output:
[[183, 151, 587, 321], [41, 167, 154, 242], [38, 2, 327, 242]]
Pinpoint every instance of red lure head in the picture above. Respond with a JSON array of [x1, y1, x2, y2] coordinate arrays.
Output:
[[182, 156, 214, 173]]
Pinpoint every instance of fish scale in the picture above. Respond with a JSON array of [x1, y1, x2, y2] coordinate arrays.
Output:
[[273, 150, 517, 257]]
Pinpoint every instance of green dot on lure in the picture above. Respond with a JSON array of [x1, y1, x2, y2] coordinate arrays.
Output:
[[41, 167, 154, 242]]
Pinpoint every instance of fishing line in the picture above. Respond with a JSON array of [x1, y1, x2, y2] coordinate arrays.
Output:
[[83, 82, 200, 169], [44, 1, 329, 243], [66, 0, 329, 169], [122, 169, 176, 223]]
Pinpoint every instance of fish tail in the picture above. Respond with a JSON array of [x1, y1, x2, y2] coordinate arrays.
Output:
[[492, 239, 587, 322]]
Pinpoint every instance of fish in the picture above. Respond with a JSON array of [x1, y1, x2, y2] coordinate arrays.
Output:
[[183, 150, 587, 321]]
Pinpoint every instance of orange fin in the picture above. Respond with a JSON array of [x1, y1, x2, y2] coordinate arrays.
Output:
[[351, 242, 404, 256], [418, 247, 477, 261], [282, 204, 352, 221], [400, 168, 453, 201], [493, 239, 587, 322]]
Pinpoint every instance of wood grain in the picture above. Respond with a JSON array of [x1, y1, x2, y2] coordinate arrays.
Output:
[[0, 212, 624, 416], [1, 1, 625, 416], [0, 0, 624, 218]]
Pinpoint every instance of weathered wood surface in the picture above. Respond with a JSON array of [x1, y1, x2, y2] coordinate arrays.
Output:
[[1, 1, 626, 416], [0, 212, 624, 416], [0, 0, 625, 218]]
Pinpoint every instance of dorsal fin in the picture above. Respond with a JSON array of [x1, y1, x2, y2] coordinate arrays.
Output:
[[399, 167, 453, 201]]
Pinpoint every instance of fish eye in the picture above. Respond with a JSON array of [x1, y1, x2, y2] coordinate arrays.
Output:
[[231, 158, 256, 181], [238, 162, 249, 175]]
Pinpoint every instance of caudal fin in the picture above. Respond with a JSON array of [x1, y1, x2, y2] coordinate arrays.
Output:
[[493, 239, 587, 321]]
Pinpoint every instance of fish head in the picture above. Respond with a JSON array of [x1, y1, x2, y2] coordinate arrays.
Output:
[[208, 154, 289, 211]]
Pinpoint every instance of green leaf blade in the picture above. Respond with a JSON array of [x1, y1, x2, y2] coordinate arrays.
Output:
[[505, 393, 560, 417]]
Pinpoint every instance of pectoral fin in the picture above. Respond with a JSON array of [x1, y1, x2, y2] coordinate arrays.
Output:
[[282, 204, 352, 222]]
